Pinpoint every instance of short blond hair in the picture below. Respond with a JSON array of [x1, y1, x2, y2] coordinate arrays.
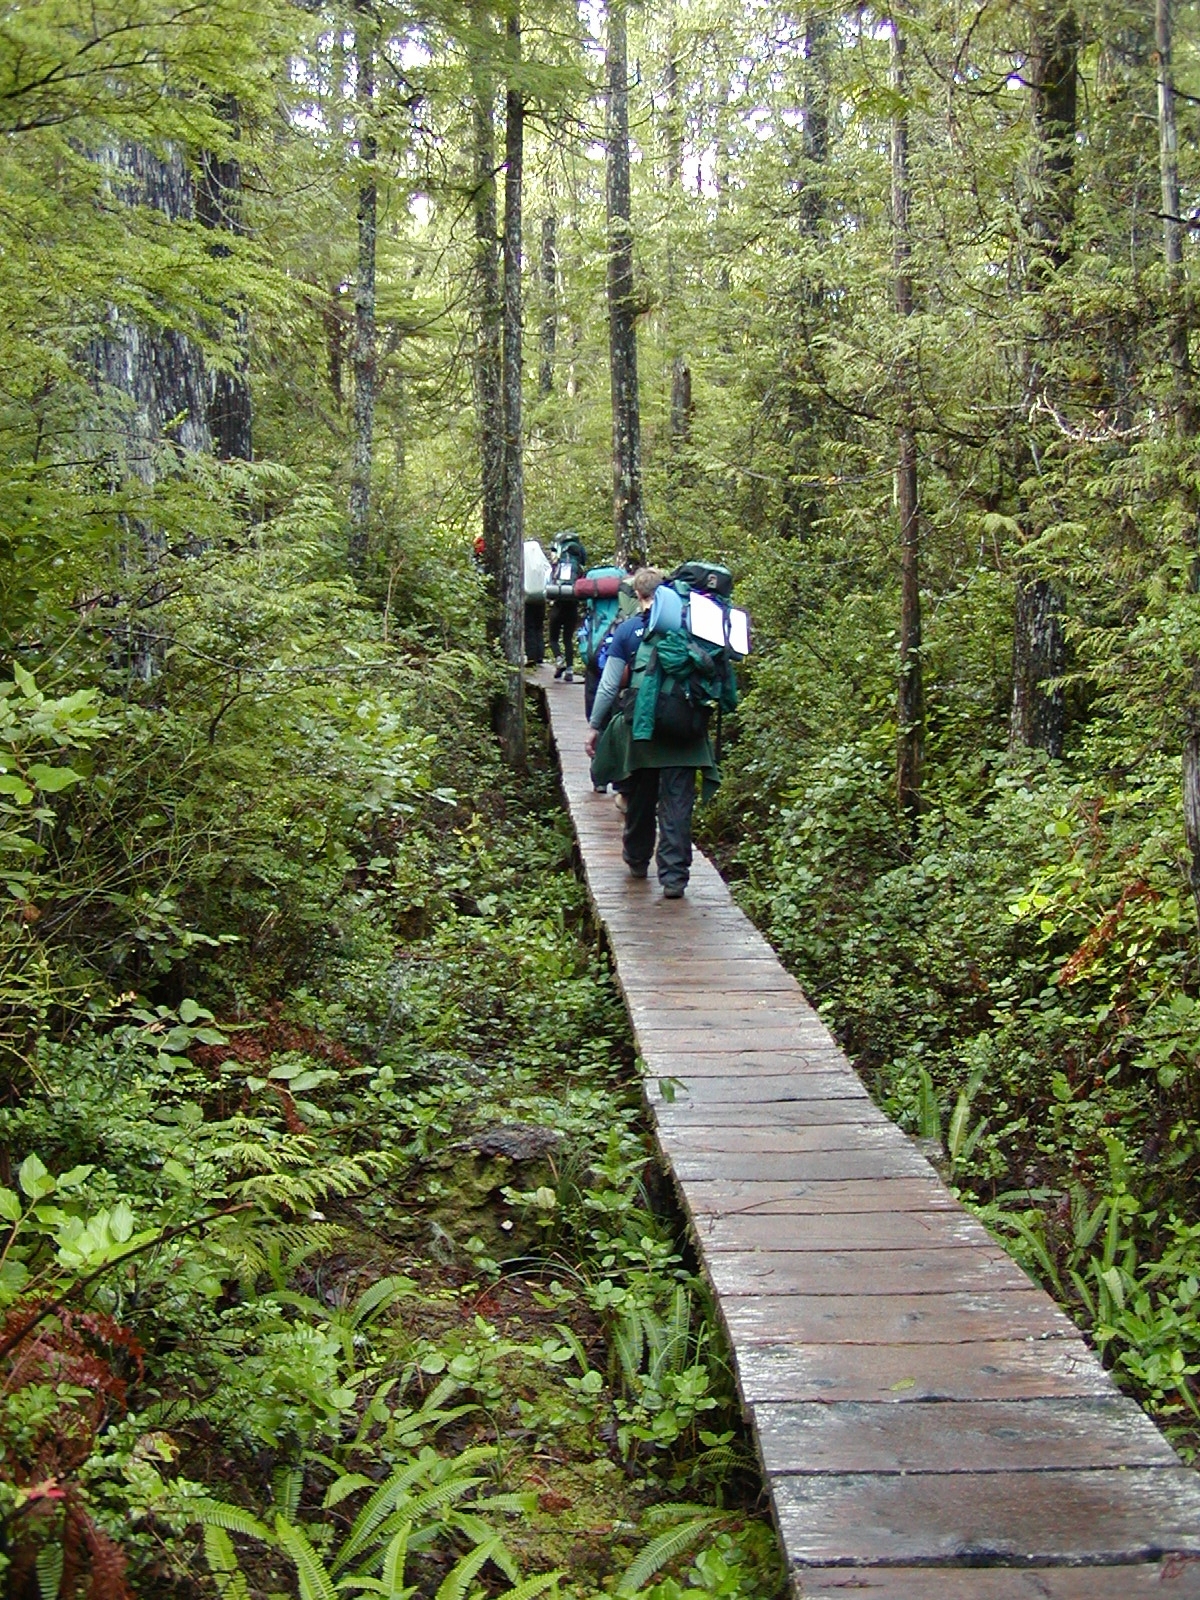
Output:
[[631, 567, 663, 600]]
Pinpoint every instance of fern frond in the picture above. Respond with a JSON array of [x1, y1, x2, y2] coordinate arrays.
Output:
[[324, 1472, 374, 1510], [203, 1527, 251, 1600], [495, 1573, 562, 1600], [434, 1535, 502, 1600], [36, 1544, 64, 1600], [380, 1525, 414, 1596], [475, 1493, 538, 1517], [351, 1274, 416, 1327], [617, 1515, 723, 1595], [192, 1499, 272, 1542], [275, 1514, 339, 1600], [333, 1453, 441, 1575], [274, 1464, 304, 1520]]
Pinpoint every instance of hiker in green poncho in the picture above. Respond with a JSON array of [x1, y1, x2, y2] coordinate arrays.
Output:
[[584, 568, 728, 900]]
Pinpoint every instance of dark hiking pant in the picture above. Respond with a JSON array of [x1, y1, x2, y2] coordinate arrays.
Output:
[[622, 765, 696, 892], [524, 599, 546, 665], [548, 600, 578, 669], [584, 664, 600, 719]]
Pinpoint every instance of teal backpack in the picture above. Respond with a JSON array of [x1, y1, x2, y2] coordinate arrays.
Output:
[[577, 567, 637, 672]]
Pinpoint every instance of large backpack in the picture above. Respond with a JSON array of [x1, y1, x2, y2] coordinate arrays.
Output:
[[624, 628, 738, 746], [545, 535, 587, 599], [666, 561, 750, 660], [576, 567, 637, 672]]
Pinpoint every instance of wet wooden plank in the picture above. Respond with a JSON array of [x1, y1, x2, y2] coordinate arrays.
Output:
[[771, 1468, 1200, 1566], [641, 1051, 858, 1076], [649, 1094, 896, 1132], [653, 1097, 888, 1130], [705, 1245, 1034, 1298], [735, 1340, 1117, 1405], [755, 1397, 1178, 1475], [794, 1563, 1200, 1599], [642, 1070, 870, 1101], [670, 1148, 935, 1183], [723, 1289, 1077, 1346], [677, 1177, 961, 1215], [693, 1209, 994, 1254], [657, 1123, 915, 1155]]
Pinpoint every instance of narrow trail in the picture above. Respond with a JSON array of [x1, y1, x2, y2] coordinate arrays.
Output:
[[536, 668, 1200, 1599]]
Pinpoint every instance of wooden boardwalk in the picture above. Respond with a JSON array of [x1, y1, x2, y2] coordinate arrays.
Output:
[[538, 670, 1200, 1598]]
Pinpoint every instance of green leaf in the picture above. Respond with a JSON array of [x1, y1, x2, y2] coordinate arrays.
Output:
[[0, 1187, 22, 1222], [110, 1200, 134, 1243], [18, 1153, 54, 1200], [11, 663, 37, 699], [27, 762, 81, 792], [0, 776, 34, 804]]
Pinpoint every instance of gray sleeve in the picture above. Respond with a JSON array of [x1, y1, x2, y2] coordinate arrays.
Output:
[[589, 654, 628, 730]]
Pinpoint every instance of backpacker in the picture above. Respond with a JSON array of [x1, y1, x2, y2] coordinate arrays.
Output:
[[576, 566, 638, 673], [545, 535, 587, 600]]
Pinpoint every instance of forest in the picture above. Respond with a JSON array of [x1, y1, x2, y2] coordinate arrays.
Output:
[[2, 0, 1200, 1593]]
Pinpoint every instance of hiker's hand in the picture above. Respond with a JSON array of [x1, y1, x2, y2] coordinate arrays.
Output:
[[585, 729, 598, 758]]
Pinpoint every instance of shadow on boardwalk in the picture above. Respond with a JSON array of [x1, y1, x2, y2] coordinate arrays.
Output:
[[535, 668, 1200, 1600]]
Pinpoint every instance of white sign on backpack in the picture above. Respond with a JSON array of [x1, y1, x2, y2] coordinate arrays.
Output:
[[688, 591, 751, 657]]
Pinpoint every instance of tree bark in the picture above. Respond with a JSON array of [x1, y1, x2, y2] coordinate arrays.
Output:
[[1009, 0, 1075, 758], [539, 209, 556, 398], [605, 0, 646, 568], [891, 22, 922, 827], [499, 2, 526, 768], [348, 0, 377, 579], [197, 96, 252, 463], [1155, 0, 1188, 385], [664, 48, 692, 460], [92, 142, 212, 681], [780, 11, 830, 541], [471, 3, 504, 581]]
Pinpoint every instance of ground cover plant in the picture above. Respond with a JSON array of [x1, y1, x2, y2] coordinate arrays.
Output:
[[0, 632, 784, 1599]]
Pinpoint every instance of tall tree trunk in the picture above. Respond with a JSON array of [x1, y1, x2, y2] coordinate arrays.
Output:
[[1156, 0, 1188, 386], [92, 143, 212, 681], [891, 22, 922, 827], [605, 0, 646, 567], [471, 3, 504, 580], [348, 0, 377, 579], [664, 48, 692, 460], [1155, 0, 1200, 926], [781, 10, 829, 540], [1009, 0, 1076, 758], [197, 96, 252, 462], [499, 3, 526, 768], [539, 209, 556, 398]]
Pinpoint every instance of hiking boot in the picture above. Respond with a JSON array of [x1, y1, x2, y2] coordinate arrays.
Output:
[[563, 670, 574, 683], [593, 784, 607, 794], [662, 884, 685, 899], [613, 792, 628, 814], [626, 861, 649, 879], [553, 659, 565, 680]]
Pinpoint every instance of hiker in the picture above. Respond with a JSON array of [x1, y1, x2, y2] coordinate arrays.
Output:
[[547, 534, 586, 682], [584, 568, 721, 900], [523, 538, 551, 666]]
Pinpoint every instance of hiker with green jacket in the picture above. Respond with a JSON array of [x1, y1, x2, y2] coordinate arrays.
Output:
[[584, 568, 721, 900]]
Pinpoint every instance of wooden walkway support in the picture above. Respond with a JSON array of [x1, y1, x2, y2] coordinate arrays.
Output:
[[537, 671, 1200, 1598]]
